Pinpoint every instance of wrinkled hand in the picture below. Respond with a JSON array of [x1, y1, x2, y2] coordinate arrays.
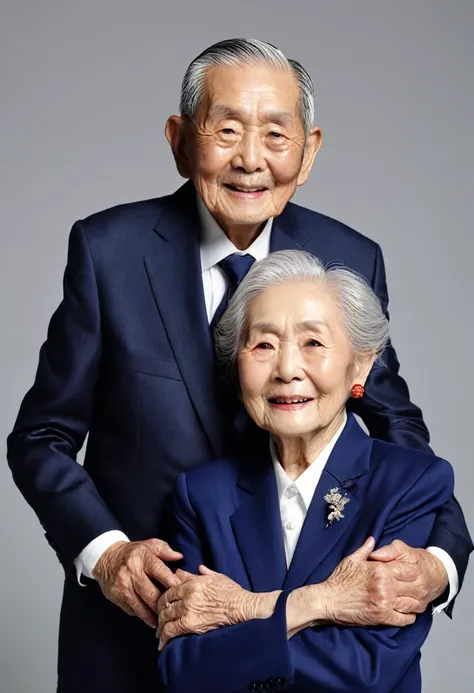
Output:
[[370, 539, 448, 614], [92, 539, 182, 628], [156, 566, 255, 650], [321, 537, 422, 627]]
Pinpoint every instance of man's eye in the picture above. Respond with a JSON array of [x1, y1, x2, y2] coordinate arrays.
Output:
[[306, 339, 322, 347], [256, 342, 273, 350], [269, 131, 283, 138], [221, 128, 236, 135]]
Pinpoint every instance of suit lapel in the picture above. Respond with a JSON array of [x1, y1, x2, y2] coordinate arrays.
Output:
[[283, 415, 372, 591], [144, 182, 224, 456], [230, 450, 287, 593], [142, 192, 325, 457]]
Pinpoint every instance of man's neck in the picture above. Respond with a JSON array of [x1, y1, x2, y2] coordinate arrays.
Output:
[[221, 222, 268, 250]]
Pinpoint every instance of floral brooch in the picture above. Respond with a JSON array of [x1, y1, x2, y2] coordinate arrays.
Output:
[[324, 487, 350, 527]]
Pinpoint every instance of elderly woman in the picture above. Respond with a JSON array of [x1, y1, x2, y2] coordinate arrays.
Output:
[[156, 250, 453, 693]]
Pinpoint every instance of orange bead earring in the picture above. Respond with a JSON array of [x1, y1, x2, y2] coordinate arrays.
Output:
[[351, 384, 365, 399]]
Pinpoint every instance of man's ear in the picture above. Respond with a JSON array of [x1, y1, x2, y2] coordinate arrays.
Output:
[[297, 126, 322, 187], [165, 115, 193, 179]]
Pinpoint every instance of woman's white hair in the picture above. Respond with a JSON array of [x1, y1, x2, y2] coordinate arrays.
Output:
[[215, 250, 390, 368], [180, 38, 315, 135]]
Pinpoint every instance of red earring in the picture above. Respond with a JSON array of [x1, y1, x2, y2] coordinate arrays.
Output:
[[351, 384, 365, 399]]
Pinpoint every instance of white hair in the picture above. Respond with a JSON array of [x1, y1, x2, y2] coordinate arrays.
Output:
[[215, 250, 390, 368], [180, 38, 315, 135]]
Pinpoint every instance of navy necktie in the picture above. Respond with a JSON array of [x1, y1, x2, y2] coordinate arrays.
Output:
[[210, 253, 256, 329], [211, 253, 255, 448]]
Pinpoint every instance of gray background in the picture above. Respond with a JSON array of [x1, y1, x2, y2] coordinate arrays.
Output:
[[1, 1, 473, 691]]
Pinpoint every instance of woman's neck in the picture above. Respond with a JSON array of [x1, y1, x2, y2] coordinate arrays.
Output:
[[273, 410, 347, 481]]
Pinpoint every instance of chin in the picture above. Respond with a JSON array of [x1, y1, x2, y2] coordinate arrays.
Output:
[[268, 424, 316, 438], [222, 208, 270, 224]]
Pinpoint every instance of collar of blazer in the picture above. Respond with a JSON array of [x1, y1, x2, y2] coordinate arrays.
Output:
[[230, 414, 372, 592]]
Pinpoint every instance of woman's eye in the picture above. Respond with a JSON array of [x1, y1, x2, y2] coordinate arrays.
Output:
[[269, 131, 283, 138], [306, 339, 322, 348], [221, 128, 235, 135], [255, 342, 273, 350]]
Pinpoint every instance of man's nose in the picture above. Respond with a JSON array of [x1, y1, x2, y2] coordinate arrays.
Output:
[[230, 130, 266, 173], [273, 343, 304, 382]]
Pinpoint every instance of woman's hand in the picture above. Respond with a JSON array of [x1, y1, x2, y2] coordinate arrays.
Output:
[[156, 566, 260, 650]]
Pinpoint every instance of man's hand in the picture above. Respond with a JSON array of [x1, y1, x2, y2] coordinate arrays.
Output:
[[320, 538, 421, 627], [156, 566, 256, 650], [92, 539, 183, 628], [370, 539, 449, 614]]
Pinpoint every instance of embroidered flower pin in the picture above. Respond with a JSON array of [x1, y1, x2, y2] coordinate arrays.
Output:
[[324, 487, 350, 527]]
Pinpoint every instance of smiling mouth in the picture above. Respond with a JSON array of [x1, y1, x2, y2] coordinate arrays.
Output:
[[268, 397, 314, 405], [224, 184, 267, 193]]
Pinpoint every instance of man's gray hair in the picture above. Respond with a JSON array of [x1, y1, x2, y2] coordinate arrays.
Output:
[[215, 250, 390, 368], [180, 38, 315, 135]]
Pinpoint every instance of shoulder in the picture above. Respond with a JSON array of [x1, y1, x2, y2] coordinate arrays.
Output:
[[63, 190, 178, 268], [370, 439, 454, 491], [169, 458, 242, 520], [178, 457, 241, 497], [288, 200, 379, 252], [286, 201, 381, 280], [69, 189, 180, 251], [77, 193, 171, 241]]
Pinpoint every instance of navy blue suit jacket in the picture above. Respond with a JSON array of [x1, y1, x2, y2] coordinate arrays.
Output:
[[7, 181, 472, 693], [158, 415, 454, 693]]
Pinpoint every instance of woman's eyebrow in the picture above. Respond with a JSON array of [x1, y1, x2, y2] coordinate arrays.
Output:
[[248, 319, 328, 336]]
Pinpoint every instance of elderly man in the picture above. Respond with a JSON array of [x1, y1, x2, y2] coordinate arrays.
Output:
[[7, 38, 472, 693]]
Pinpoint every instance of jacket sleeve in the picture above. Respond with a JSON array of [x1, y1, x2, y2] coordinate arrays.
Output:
[[350, 242, 472, 599], [6, 221, 122, 568], [158, 458, 453, 693], [349, 242, 431, 451]]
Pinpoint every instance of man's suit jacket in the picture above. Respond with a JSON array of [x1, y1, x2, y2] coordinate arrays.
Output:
[[6, 181, 472, 693], [158, 414, 454, 693]]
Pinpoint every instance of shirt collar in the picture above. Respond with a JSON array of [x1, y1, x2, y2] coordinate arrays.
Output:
[[271, 412, 348, 510], [197, 192, 273, 272]]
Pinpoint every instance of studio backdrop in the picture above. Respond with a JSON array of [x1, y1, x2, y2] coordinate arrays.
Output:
[[1, 1, 473, 691]]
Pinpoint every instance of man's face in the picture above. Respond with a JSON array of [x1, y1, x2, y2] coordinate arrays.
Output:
[[166, 64, 321, 237]]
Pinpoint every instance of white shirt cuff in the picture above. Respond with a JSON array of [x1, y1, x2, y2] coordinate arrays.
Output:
[[426, 546, 459, 613], [73, 530, 130, 586]]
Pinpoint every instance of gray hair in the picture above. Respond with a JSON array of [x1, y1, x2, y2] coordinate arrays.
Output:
[[180, 38, 315, 135], [215, 250, 389, 368]]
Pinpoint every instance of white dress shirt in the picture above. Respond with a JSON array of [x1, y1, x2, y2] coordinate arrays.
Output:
[[198, 195, 273, 321], [74, 194, 458, 613], [272, 414, 347, 567]]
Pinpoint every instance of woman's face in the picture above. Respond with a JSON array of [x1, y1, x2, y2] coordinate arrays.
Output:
[[238, 281, 372, 440]]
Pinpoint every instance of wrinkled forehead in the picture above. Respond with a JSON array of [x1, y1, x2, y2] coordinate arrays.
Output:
[[196, 64, 303, 128]]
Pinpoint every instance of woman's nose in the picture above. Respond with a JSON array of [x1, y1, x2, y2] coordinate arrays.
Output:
[[273, 344, 304, 382]]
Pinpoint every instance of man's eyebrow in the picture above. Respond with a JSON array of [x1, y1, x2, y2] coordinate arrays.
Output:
[[206, 105, 294, 127], [264, 111, 294, 127], [207, 105, 241, 122]]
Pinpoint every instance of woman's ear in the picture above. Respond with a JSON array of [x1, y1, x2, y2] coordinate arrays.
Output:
[[165, 115, 193, 178], [352, 354, 376, 388]]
